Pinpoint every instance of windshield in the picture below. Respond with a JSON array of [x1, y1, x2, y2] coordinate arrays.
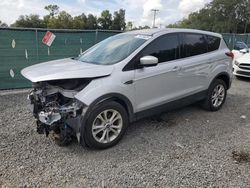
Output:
[[78, 34, 149, 65], [234, 42, 248, 50]]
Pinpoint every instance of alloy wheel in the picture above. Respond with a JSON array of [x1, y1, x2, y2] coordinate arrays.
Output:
[[92, 109, 123, 144], [211, 84, 225, 108]]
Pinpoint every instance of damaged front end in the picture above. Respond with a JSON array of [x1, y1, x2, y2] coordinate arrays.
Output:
[[28, 79, 89, 145]]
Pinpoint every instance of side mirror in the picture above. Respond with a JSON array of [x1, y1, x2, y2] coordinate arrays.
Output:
[[239, 48, 249, 54], [140, 55, 158, 67]]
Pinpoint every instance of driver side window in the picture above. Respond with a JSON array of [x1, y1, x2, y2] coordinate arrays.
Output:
[[141, 34, 180, 63], [123, 33, 181, 71]]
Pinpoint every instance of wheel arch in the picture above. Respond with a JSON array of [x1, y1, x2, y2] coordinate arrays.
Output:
[[211, 72, 231, 90], [84, 93, 135, 123]]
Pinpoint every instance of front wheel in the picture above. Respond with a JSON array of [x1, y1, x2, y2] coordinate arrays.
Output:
[[82, 101, 128, 149], [201, 79, 227, 111]]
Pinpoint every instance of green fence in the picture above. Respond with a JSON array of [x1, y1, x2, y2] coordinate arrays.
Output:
[[0, 28, 121, 89], [0, 28, 249, 90]]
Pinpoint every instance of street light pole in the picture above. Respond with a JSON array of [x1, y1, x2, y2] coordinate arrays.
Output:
[[151, 9, 159, 28]]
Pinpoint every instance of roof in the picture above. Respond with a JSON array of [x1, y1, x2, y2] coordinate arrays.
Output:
[[126, 28, 221, 38], [127, 28, 165, 35]]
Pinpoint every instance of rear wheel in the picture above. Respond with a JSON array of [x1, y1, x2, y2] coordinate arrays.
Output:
[[201, 79, 227, 111], [83, 101, 128, 149]]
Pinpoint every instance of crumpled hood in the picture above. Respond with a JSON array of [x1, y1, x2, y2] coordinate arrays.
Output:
[[21, 58, 114, 82], [237, 53, 250, 64]]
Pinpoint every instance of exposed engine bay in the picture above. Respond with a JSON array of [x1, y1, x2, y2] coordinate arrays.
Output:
[[28, 79, 89, 145]]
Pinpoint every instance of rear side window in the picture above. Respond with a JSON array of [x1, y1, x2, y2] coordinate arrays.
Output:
[[141, 34, 180, 63], [206, 35, 220, 52], [181, 33, 207, 58]]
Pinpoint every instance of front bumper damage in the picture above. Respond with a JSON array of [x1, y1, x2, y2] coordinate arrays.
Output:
[[28, 83, 86, 145]]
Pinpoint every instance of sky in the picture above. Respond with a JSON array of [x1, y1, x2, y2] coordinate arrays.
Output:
[[0, 0, 212, 27]]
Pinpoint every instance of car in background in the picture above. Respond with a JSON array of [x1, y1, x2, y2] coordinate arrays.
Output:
[[234, 41, 249, 51], [232, 41, 250, 78], [233, 53, 250, 78], [232, 41, 249, 60]]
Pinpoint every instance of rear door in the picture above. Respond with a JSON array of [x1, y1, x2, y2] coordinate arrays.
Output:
[[177, 33, 211, 94]]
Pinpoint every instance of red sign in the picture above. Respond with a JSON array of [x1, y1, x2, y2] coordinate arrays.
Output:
[[42, 31, 56, 46]]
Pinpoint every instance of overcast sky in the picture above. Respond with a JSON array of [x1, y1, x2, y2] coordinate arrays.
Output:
[[0, 0, 212, 27]]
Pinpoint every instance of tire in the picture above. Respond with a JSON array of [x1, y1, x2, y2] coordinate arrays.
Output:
[[82, 101, 128, 149], [201, 79, 227, 111]]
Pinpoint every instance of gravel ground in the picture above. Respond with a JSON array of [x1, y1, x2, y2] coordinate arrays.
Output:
[[0, 77, 250, 188]]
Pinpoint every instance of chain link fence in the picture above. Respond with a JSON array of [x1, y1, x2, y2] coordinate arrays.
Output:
[[222, 33, 250, 50], [0, 28, 249, 89]]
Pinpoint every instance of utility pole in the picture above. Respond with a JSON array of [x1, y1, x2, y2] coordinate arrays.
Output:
[[151, 9, 159, 28]]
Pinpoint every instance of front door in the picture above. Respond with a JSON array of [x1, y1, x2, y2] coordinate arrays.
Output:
[[133, 33, 184, 112]]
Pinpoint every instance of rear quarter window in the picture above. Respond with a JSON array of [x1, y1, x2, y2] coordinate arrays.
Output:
[[206, 35, 221, 52]]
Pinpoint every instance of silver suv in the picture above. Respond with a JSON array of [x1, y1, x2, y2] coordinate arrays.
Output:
[[21, 29, 233, 149]]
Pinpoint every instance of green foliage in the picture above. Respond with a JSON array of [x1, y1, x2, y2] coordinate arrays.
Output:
[[86, 14, 98, 29], [12, 14, 46, 28], [47, 11, 73, 29], [72, 14, 88, 29], [0, 20, 8, 27], [12, 5, 127, 30], [126, 21, 133, 30], [132, 25, 150, 30], [98, 10, 112, 29], [167, 0, 250, 33], [112, 9, 126, 30], [44, 5, 59, 17]]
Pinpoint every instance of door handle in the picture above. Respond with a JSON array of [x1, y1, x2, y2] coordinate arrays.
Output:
[[124, 80, 134, 85], [172, 66, 181, 72]]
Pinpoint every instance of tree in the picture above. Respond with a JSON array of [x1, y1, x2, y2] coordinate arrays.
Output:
[[47, 11, 73, 29], [0, 20, 8, 27], [12, 14, 46, 28], [167, 0, 250, 33], [45, 5, 59, 17], [133, 25, 150, 30], [11, 5, 129, 30], [43, 15, 50, 28], [98, 10, 112, 29], [72, 13, 87, 29], [126, 21, 133, 30], [139, 25, 150, 29], [112, 9, 126, 30], [86, 14, 97, 29], [235, 0, 250, 33]]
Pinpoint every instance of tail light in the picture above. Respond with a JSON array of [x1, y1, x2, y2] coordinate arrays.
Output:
[[225, 51, 234, 59]]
